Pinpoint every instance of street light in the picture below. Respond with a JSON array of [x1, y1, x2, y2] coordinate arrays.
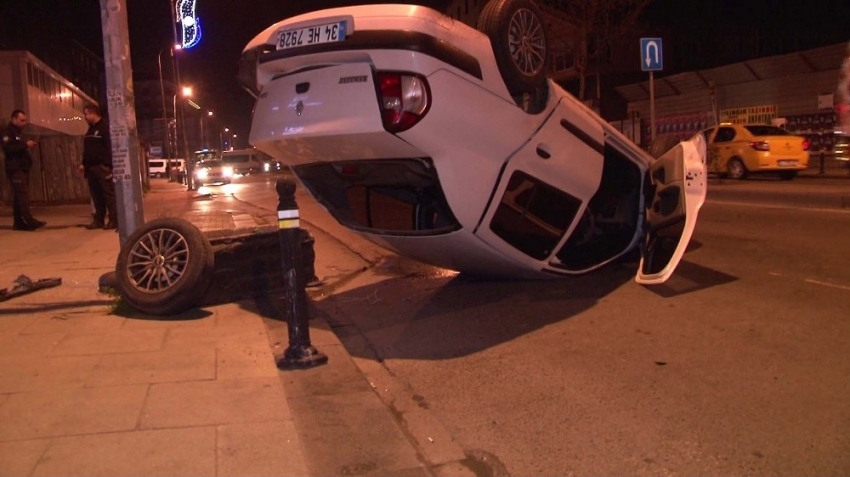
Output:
[[168, 1, 195, 190], [157, 47, 170, 159]]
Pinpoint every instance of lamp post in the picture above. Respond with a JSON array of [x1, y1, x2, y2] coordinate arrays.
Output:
[[170, 2, 194, 190], [157, 47, 171, 159]]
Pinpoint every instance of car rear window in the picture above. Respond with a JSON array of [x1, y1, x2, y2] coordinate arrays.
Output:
[[744, 125, 789, 136]]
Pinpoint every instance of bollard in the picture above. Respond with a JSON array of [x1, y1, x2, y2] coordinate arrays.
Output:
[[275, 178, 328, 369], [819, 148, 826, 175]]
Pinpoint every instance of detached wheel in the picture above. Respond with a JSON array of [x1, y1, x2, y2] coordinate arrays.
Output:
[[727, 158, 748, 180], [116, 218, 214, 316], [478, 0, 549, 96]]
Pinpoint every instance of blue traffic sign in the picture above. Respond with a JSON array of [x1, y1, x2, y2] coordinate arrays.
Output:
[[640, 38, 663, 72]]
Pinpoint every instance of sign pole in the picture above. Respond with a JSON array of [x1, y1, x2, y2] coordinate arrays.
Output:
[[99, 0, 145, 244], [650, 71, 656, 143]]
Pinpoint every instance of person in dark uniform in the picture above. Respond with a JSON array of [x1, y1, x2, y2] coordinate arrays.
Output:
[[1, 110, 46, 231], [79, 104, 118, 230]]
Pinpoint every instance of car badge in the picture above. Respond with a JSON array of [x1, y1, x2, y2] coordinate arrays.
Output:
[[296, 100, 304, 116], [785, 143, 790, 150]]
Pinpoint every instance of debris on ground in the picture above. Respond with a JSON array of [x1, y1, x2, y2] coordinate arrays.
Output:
[[0, 275, 62, 302]]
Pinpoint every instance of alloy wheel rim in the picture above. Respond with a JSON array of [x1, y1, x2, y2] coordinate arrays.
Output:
[[508, 8, 546, 76], [729, 161, 744, 178], [126, 228, 190, 292]]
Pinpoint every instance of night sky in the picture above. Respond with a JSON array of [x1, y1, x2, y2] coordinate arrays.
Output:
[[4, 0, 848, 140]]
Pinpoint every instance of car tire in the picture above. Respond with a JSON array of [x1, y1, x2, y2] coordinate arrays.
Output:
[[778, 170, 797, 180], [727, 158, 748, 180], [477, 0, 550, 96], [115, 217, 215, 316]]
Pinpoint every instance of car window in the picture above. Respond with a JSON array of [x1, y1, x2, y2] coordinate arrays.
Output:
[[714, 127, 737, 143], [701, 128, 715, 143], [489, 171, 581, 260], [223, 155, 250, 163], [744, 125, 789, 136], [200, 160, 223, 167], [149, 161, 164, 168]]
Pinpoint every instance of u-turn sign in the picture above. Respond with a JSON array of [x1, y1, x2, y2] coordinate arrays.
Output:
[[640, 38, 663, 71]]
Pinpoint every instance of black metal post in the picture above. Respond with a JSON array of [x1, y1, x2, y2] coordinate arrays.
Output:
[[819, 132, 826, 175], [276, 178, 328, 369]]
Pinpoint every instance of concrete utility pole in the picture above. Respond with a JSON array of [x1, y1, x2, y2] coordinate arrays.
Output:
[[99, 0, 145, 244]]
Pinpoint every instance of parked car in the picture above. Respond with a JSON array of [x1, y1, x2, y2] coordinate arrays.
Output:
[[147, 159, 167, 178], [702, 123, 810, 180], [239, 0, 707, 284], [194, 160, 233, 186]]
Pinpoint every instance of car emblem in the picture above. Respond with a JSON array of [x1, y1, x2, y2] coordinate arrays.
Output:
[[785, 142, 790, 150], [296, 100, 304, 116]]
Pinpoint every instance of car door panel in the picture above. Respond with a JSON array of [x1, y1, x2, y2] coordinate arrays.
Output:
[[636, 134, 707, 284]]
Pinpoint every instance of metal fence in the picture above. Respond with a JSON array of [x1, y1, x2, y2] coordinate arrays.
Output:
[[0, 135, 90, 204], [1, 136, 150, 204]]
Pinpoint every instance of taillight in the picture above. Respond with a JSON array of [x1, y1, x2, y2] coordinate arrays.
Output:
[[749, 141, 770, 151], [802, 139, 810, 151], [376, 72, 430, 133]]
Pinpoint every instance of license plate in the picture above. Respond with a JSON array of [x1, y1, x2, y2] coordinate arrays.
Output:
[[777, 160, 797, 167], [278, 21, 346, 50]]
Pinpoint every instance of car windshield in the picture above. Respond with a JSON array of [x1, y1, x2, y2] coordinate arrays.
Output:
[[744, 125, 790, 136], [199, 160, 223, 168]]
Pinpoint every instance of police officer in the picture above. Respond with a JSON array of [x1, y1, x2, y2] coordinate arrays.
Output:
[[1, 110, 46, 231], [79, 104, 117, 230]]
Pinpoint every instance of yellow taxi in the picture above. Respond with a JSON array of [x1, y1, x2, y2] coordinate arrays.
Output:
[[702, 123, 810, 180]]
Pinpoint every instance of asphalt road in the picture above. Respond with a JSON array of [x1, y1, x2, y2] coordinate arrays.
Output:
[[227, 173, 850, 477]]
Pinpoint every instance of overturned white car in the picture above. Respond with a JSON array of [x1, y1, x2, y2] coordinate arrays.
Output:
[[240, 0, 706, 284]]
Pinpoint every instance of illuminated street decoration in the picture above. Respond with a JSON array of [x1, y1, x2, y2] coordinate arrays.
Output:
[[176, 0, 202, 49]]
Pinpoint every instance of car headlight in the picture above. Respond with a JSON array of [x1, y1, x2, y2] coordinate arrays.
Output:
[[223, 167, 234, 177], [196, 169, 208, 179], [264, 162, 270, 172]]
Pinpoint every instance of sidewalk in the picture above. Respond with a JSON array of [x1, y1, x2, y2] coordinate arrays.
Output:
[[0, 179, 444, 477]]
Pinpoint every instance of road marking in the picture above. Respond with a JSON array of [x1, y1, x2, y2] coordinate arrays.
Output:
[[804, 278, 850, 291], [707, 199, 850, 214]]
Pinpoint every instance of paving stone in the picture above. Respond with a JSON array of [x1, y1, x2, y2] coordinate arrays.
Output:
[[216, 342, 279, 380], [0, 333, 64, 358], [287, 391, 423, 477], [20, 313, 124, 335], [31, 427, 216, 477], [164, 325, 268, 350], [0, 439, 50, 477], [0, 315, 35, 335], [217, 421, 307, 477], [48, 329, 166, 356], [0, 355, 100, 394], [85, 348, 217, 387], [140, 378, 291, 429], [0, 385, 148, 441]]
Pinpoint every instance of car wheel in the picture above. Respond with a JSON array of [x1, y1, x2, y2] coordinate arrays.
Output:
[[115, 217, 214, 316], [778, 170, 797, 180], [478, 0, 550, 96], [727, 158, 748, 180]]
